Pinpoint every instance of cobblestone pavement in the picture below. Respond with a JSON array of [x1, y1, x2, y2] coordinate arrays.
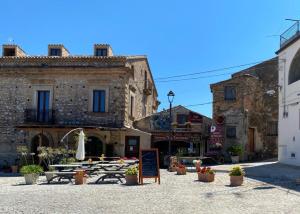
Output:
[[1, 164, 300, 214]]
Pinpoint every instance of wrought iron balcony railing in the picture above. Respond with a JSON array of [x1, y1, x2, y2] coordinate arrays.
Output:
[[280, 21, 300, 48], [24, 109, 56, 124]]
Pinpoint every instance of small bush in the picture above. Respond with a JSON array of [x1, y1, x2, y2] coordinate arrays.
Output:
[[227, 144, 243, 156], [20, 165, 43, 175], [125, 166, 138, 176], [229, 166, 245, 176]]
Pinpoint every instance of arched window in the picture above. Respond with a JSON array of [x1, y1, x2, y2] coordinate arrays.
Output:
[[289, 49, 300, 84]]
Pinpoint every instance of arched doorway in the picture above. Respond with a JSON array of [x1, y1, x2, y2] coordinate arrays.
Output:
[[31, 134, 50, 164], [86, 136, 103, 159]]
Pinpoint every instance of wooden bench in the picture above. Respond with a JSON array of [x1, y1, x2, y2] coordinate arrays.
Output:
[[45, 171, 76, 184], [95, 170, 126, 184]]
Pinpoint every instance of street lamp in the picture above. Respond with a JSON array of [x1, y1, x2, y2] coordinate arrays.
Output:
[[167, 90, 175, 155]]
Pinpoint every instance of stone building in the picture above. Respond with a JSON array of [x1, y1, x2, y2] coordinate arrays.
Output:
[[0, 43, 159, 165], [134, 105, 212, 165], [277, 21, 300, 166], [210, 58, 278, 161]]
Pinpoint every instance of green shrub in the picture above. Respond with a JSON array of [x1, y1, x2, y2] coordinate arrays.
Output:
[[125, 166, 138, 176], [20, 165, 43, 175], [227, 144, 243, 156], [229, 166, 245, 176]]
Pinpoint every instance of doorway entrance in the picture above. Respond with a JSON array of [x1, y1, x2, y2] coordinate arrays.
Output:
[[125, 136, 140, 158], [86, 136, 103, 158]]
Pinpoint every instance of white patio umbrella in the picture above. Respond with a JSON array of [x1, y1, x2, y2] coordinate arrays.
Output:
[[76, 130, 85, 161]]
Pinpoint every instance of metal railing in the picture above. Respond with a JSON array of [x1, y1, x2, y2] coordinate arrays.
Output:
[[24, 109, 56, 124], [280, 21, 300, 47]]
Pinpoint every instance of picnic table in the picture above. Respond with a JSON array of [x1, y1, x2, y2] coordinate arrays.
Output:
[[94, 163, 128, 184], [46, 164, 82, 183]]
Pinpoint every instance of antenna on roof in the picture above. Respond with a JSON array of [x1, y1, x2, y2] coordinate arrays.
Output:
[[8, 37, 14, 43], [285, 18, 300, 22]]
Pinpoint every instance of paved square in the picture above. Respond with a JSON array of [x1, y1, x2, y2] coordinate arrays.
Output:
[[1, 167, 300, 214]]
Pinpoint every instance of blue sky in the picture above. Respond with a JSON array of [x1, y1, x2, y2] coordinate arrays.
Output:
[[0, 0, 299, 117]]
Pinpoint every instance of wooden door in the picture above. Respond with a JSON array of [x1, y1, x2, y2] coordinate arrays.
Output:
[[248, 128, 255, 152], [125, 136, 140, 158]]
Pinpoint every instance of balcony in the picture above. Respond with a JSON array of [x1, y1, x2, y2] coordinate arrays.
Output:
[[280, 21, 300, 48], [24, 109, 56, 124]]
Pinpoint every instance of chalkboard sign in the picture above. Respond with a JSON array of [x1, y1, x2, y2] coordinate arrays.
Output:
[[139, 149, 160, 185]]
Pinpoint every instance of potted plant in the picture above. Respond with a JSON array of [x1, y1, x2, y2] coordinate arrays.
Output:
[[20, 165, 43, 185], [197, 167, 215, 182], [227, 144, 243, 163], [125, 166, 138, 185], [176, 164, 186, 175], [75, 170, 87, 185], [11, 158, 19, 173], [229, 166, 245, 186]]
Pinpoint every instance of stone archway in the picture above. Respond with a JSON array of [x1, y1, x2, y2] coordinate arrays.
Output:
[[289, 48, 300, 84]]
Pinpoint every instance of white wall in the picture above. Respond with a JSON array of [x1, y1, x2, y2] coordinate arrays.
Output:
[[278, 38, 300, 165]]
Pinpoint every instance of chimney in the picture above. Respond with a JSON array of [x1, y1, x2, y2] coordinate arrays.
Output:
[[94, 44, 113, 57], [48, 44, 70, 57], [2, 44, 26, 57]]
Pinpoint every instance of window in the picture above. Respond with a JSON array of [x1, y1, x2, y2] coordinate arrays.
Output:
[[144, 71, 148, 89], [289, 49, 300, 84], [177, 114, 188, 124], [224, 86, 236, 101], [95, 48, 108, 56], [226, 126, 236, 138], [50, 48, 62, 56], [266, 121, 278, 136], [93, 90, 106, 112], [3, 48, 16, 56], [130, 96, 135, 117]]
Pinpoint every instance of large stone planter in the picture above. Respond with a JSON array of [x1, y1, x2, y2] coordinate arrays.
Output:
[[231, 156, 239, 163], [24, 173, 39, 185], [125, 175, 138, 185], [45, 172, 55, 182], [230, 175, 243, 186]]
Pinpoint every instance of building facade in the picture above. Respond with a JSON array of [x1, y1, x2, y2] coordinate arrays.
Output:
[[277, 22, 300, 166], [0, 44, 159, 165], [210, 59, 278, 161], [134, 105, 212, 165]]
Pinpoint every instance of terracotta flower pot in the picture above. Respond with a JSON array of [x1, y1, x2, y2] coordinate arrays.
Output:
[[198, 172, 206, 181], [230, 175, 243, 186], [75, 170, 87, 185], [198, 173, 215, 182], [177, 167, 186, 175], [125, 175, 138, 185], [11, 165, 18, 173]]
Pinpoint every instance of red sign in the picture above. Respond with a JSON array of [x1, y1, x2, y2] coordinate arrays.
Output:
[[189, 112, 203, 123], [210, 124, 224, 145]]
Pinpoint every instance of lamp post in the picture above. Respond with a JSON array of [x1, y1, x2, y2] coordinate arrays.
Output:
[[167, 90, 175, 155]]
